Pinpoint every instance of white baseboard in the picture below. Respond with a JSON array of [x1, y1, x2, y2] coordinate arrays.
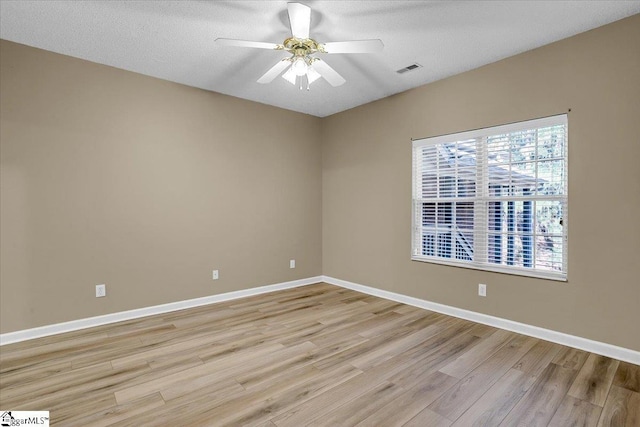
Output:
[[0, 276, 323, 346], [322, 275, 640, 365], [3, 275, 638, 365]]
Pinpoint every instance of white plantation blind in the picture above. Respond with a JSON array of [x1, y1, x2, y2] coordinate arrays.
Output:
[[412, 115, 568, 280]]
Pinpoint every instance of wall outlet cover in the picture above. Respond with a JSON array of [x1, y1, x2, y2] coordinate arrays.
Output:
[[96, 284, 106, 298], [478, 283, 487, 297]]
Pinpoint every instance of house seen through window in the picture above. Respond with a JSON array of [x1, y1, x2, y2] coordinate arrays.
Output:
[[411, 115, 568, 280]]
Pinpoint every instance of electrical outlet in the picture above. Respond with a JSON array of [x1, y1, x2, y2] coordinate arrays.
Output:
[[212, 270, 219, 280], [290, 259, 295, 269], [478, 283, 487, 297], [96, 284, 106, 298]]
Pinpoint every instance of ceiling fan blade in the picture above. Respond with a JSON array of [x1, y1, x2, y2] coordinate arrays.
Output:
[[321, 39, 384, 54], [311, 59, 345, 87], [257, 60, 292, 84], [216, 38, 281, 50], [287, 2, 311, 39]]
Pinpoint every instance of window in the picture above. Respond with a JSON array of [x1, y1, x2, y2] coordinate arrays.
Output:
[[412, 115, 567, 280]]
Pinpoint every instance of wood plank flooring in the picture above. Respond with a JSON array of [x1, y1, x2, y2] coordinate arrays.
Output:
[[1, 283, 638, 426]]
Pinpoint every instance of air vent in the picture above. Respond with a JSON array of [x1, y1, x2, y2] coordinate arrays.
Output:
[[396, 63, 422, 74]]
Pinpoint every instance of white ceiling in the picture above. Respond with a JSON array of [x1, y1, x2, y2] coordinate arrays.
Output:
[[1, 1, 639, 117]]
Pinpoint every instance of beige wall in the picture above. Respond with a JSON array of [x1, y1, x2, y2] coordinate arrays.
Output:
[[322, 15, 640, 352], [2, 15, 639, 352], [0, 40, 322, 333]]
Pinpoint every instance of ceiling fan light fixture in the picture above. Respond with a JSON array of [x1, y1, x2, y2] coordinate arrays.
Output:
[[291, 57, 308, 76], [282, 67, 297, 85], [306, 66, 321, 84]]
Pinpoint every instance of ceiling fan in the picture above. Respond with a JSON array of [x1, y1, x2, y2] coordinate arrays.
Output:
[[216, 2, 383, 89]]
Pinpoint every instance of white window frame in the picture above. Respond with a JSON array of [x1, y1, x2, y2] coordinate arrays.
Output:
[[411, 114, 568, 281]]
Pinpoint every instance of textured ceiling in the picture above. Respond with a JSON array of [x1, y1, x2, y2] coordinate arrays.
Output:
[[1, 1, 639, 117]]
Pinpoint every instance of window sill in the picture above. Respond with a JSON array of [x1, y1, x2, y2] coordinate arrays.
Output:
[[411, 256, 567, 282]]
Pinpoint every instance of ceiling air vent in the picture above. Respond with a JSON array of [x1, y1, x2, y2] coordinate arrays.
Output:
[[396, 63, 422, 74]]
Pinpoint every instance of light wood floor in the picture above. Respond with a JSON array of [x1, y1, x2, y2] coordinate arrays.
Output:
[[1, 283, 638, 426]]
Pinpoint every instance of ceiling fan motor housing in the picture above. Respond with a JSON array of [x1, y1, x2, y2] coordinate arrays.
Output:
[[283, 37, 325, 55]]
